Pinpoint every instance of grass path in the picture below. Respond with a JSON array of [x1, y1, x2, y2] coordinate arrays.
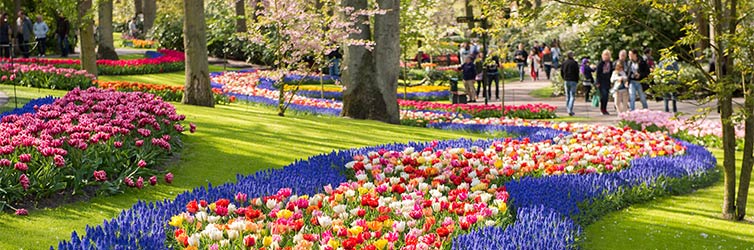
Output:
[[0, 85, 486, 249], [583, 148, 754, 249]]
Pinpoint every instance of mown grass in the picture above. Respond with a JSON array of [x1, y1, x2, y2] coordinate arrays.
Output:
[[0, 84, 487, 249], [98, 65, 239, 86]]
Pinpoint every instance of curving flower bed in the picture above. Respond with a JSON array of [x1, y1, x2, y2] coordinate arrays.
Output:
[[0, 63, 96, 90], [288, 85, 451, 101], [619, 109, 744, 148], [0, 49, 185, 75], [398, 100, 557, 120], [0, 88, 191, 212], [55, 118, 716, 249], [95, 81, 236, 105]]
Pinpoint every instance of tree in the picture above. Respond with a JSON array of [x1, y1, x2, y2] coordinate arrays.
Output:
[[97, 0, 119, 60], [340, 0, 400, 124], [135, 0, 143, 16], [143, 0, 156, 33], [78, 0, 98, 76], [234, 0, 246, 32], [182, 0, 214, 107]]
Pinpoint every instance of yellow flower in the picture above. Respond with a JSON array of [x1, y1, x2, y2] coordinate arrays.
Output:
[[471, 183, 488, 192], [277, 209, 293, 219], [358, 187, 369, 195], [383, 219, 394, 230], [209, 203, 217, 212], [168, 215, 184, 227], [263, 236, 273, 247], [348, 226, 364, 236], [499, 202, 508, 212], [375, 239, 389, 250], [328, 239, 340, 249], [334, 193, 343, 202], [494, 159, 502, 168]]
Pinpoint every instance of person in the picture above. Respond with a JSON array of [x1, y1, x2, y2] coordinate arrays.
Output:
[[459, 56, 477, 102], [627, 49, 650, 110], [542, 46, 553, 80], [659, 59, 680, 113], [611, 61, 630, 114], [486, 51, 501, 99], [459, 42, 472, 61], [470, 40, 480, 60], [16, 10, 33, 58], [561, 51, 579, 116], [513, 43, 528, 82], [415, 51, 430, 63], [581, 58, 595, 102], [614, 50, 629, 75], [595, 50, 614, 115], [56, 14, 69, 57], [0, 13, 10, 58], [475, 57, 485, 99], [33, 15, 48, 57], [643, 48, 655, 69], [128, 17, 139, 38], [551, 42, 561, 68], [327, 47, 342, 77], [529, 48, 541, 81]]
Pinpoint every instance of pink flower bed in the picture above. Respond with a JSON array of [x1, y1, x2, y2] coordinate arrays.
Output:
[[619, 109, 744, 138]]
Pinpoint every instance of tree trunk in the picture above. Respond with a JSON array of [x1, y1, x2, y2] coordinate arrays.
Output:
[[142, 0, 156, 34], [250, 0, 259, 22], [134, 0, 143, 16], [79, 0, 98, 77], [182, 0, 214, 107], [464, 0, 474, 30], [738, 74, 754, 220], [97, 0, 119, 60], [373, 0, 400, 124], [235, 0, 247, 32]]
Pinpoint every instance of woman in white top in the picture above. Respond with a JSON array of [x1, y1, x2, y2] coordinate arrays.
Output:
[[610, 60, 630, 113], [528, 48, 541, 80]]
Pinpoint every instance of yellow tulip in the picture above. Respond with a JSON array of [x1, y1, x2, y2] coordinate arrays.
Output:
[[277, 209, 293, 219], [328, 239, 340, 249], [263, 236, 273, 247], [375, 239, 389, 250], [208, 203, 216, 212], [358, 187, 369, 195], [168, 215, 184, 227]]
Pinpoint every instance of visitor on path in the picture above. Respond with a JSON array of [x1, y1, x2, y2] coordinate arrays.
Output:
[[614, 50, 629, 75], [327, 48, 342, 77], [551, 42, 561, 69], [56, 14, 69, 57], [595, 50, 614, 115], [128, 17, 139, 38], [16, 10, 33, 58], [415, 51, 430, 63], [0, 13, 11, 58], [561, 51, 580, 116], [459, 42, 472, 61], [627, 49, 650, 110], [581, 58, 595, 102], [542, 46, 553, 80], [659, 59, 680, 113], [611, 61, 630, 114], [643, 48, 656, 69], [470, 40, 480, 60], [33, 15, 47, 57], [486, 51, 501, 100], [529, 48, 541, 81], [459, 56, 477, 103], [475, 57, 485, 99], [514, 43, 528, 82]]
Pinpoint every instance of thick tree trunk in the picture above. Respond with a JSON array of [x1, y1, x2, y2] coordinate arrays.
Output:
[[97, 0, 119, 60], [134, 0, 143, 16], [373, 0, 400, 124], [142, 0, 156, 34], [738, 75, 754, 220], [182, 0, 214, 107], [713, 0, 736, 219], [464, 0, 474, 30], [235, 0, 247, 32], [79, 0, 98, 77]]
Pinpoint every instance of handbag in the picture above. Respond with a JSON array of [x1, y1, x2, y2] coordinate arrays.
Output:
[[591, 93, 600, 107]]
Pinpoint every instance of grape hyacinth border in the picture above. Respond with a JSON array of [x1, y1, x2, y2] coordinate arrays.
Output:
[[54, 123, 717, 249]]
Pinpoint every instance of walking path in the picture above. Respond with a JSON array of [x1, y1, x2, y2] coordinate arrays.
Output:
[[0, 90, 7, 108], [472, 77, 721, 124]]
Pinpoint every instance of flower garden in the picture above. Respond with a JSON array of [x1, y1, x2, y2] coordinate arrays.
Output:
[[0, 49, 184, 75]]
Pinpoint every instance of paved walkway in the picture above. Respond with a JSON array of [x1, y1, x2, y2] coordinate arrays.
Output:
[[471, 77, 721, 124], [0, 90, 7, 108]]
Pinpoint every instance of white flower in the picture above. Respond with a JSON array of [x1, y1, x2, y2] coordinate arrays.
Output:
[[345, 189, 356, 197], [266, 199, 278, 209], [195, 211, 208, 222], [333, 204, 347, 214], [187, 234, 201, 247], [393, 221, 406, 232], [227, 229, 240, 240], [317, 216, 333, 228], [208, 215, 220, 223]]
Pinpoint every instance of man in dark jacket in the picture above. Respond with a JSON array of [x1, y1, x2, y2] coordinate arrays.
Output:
[[56, 14, 70, 57], [561, 51, 579, 116], [627, 49, 650, 110], [513, 43, 528, 82], [458, 56, 477, 102]]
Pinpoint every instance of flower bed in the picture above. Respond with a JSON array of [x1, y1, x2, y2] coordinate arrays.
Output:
[[619, 109, 745, 148], [0, 49, 185, 75], [398, 100, 557, 119], [0, 63, 95, 90], [122, 39, 157, 49], [289, 85, 451, 101], [0, 96, 56, 119], [0, 88, 191, 213], [54, 118, 716, 249], [95, 81, 236, 104]]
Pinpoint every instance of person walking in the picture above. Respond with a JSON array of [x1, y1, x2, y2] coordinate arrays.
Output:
[[614, 49, 629, 75], [611, 61, 630, 113], [327, 47, 342, 77], [459, 42, 472, 61], [486, 51, 501, 100], [542, 46, 553, 80], [16, 11, 33, 58], [55, 14, 70, 57], [529, 48, 541, 81], [561, 51, 580, 116], [595, 50, 614, 115], [513, 43, 528, 82], [581, 58, 595, 102], [551, 42, 561, 69], [33, 15, 48, 57], [627, 49, 650, 110], [459, 56, 477, 103], [659, 59, 680, 113], [0, 13, 11, 58]]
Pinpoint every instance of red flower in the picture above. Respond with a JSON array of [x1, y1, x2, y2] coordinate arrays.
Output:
[[186, 200, 199, 214], [437, 227, 450, 237], [93, 170, 107, 182], [216, 198, 231, 207], [164, 172, 174, 184], [244, 235, 256, 247]]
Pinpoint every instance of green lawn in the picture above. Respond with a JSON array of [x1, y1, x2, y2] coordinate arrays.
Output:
[[0, 84, 68, 112], [0, 85, 487, 249], [98, 65, 239, 86], [583, 148, 754, 249], [530, 86, 554, 98]]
